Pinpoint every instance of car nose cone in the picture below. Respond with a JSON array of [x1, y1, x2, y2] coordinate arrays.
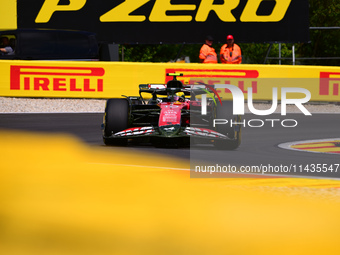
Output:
[[159, 124, 181, 137]]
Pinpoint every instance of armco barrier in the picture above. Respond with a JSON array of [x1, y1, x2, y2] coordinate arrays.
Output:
[[1, 60, 340, 102]]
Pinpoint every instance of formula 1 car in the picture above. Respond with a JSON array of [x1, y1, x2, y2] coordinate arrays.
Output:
[[102, 73, 241, 150]]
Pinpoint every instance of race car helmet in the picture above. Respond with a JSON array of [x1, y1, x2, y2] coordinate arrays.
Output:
[[174, 92, 185, 102]]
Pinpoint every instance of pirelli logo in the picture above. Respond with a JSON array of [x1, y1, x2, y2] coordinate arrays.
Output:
[[10, 66, 105, 92], [165, 68, 259, 94], [320, 72, 340, 96]]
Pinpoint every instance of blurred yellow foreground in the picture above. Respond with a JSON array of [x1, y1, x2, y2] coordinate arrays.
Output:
[[1, 130, 340, 255]]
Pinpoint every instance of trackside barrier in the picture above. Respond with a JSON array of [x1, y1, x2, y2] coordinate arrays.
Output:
[[1, 60, 340, 102]]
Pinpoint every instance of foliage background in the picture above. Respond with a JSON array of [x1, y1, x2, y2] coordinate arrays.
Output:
[[119, 0, 340, 66]]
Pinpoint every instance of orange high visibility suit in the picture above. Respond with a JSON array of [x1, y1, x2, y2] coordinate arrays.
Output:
[[199, 44, 218, 64], [220, 43, 242, 64]]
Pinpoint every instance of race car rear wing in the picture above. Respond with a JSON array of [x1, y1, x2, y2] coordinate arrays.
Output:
[[138, 73, 221, 102], [139, 84, 167, 90]]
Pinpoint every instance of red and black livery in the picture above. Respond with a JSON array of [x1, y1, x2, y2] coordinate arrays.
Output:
[[102, 73, 241, 150]]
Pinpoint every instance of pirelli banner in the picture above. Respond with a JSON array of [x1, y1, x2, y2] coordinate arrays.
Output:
[[12, 0, 309, 43], [1, 60, 340, 103]]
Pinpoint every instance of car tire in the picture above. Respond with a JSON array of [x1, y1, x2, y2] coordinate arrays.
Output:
[[214, 100, 241, 150], [103, 98, 129, 146]]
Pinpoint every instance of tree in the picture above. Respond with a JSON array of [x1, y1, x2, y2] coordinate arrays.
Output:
[[296, 0, 340, 66]]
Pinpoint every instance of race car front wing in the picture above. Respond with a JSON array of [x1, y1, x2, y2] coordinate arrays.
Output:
[[109, 126, 228, 140]]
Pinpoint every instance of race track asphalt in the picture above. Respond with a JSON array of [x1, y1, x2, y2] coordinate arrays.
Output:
[[0, 113, 339, 178]]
